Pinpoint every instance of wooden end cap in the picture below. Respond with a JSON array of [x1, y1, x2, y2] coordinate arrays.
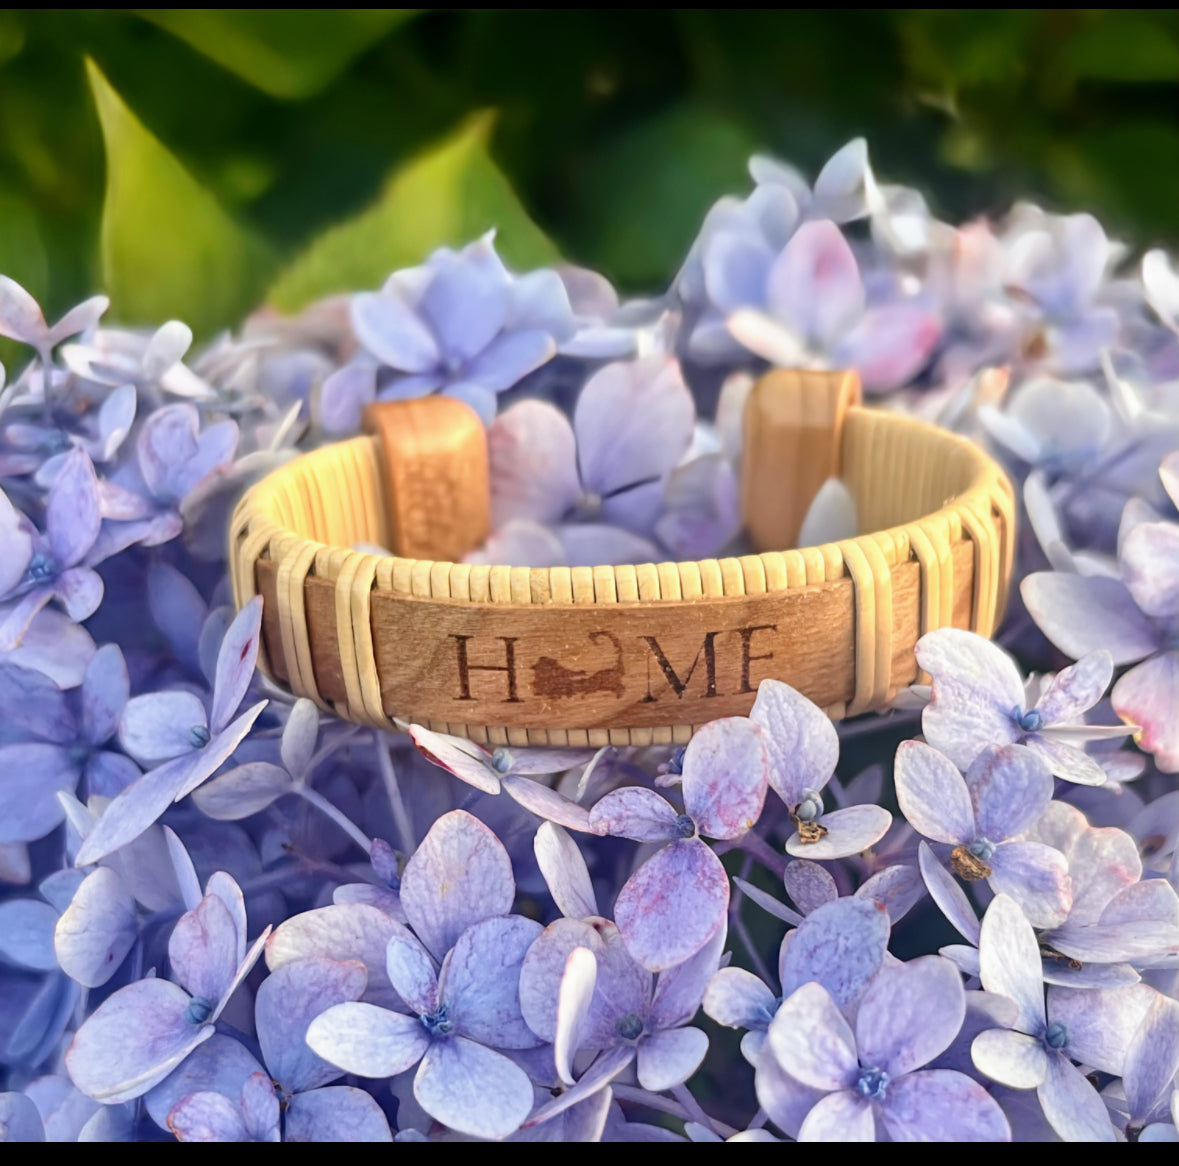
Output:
[[740, 368, 862, 553], [363, 396, 490, 561]]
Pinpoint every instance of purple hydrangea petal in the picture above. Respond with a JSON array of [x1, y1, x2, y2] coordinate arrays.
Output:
[[554, 947, 597, 1084], [968, 745, 1054, 841], [256, 958, 368, 1095], [970, 1028, 1049, 1089], [419, 255, 508, 365], [0, 743, 78, 843], [780, 897, 890, 1010], [80, 645, 128, 747], [352, 291, 439, 374], [168, 893, 239, 1004], [836, 302, 941, 393], [0, 586, 56, 651], [988, 841, 1072, 930], [534, 823, 598, 919], [614, 837, 729, 972], [463, 329, 556, 393], [1124, 995, 1179, 1120], [279, 699, 319, 780], [46, 294, 108, 347], [587, 786, 680, 843], [385, 931, 437, 1015], [0, 899, 57, 970], [414, 1036, 534, 1140], [654, 454, 741, 560], [636, 1026, 709, 1092], [1112, 651, 1179, 773], [305, 1002, 429, 1078], [766, 220, 864, 348], [1021, 573, 1161, 664], [0, 662, 73, 743], [797, 477, 858, 548], [855, 863, 925, 924], [681, 717, 768, 840], [978, 895, 1045, 1034], [1035, 652, 1114, 725], [400, 810, 515, 962], [1023, 735, 1109, 786], [767, 981, 859, 1091], [65, 979, 214, 1103], [119, 691, 208, 766], [46, 450, 101, 569], [175, 701, 269, 804], [266, 905, 404, 999], [649, 922, 727, 1030], [879, 1068, 1011, 1142], [137, 404, 199, 499], [23, 1076, 97, 1141], [1038, 1052, 1117, 1142], [318, 362, 377, 435], [166, 1092, 249, 1142], [487, 401, 581, 528], [786, 804, 892, 859], [441, 382, 498, 426], [501, 776, 593, 833], [522, 1045, 634, 1132], [54, 866, 137, 987], [796, 1088, 874, 1142], [209, 597, 262, 736], [191, 762, 294, 820], [703, 230, 774, 313], [703, 967, 777, 1031], [283, 1086, 392, 1143], [750, 679, 839, 806], [144, 1035, 264, 1131], [783, 860, 839, 915], [56, 568, 103, 624], [0, 1092, 44, 1142], [1062, 822, 1141, 924], [0, 274, 47, 346], [1121, 522, 1179, 621], [856, 956, 965, 1077], [408, 726, 500, 795], [559, 523, 660, 567], [1047, 984, 1155, 1076], [0, 489, 33, 597]]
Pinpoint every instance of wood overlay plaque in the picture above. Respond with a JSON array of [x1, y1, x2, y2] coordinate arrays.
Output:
[[231, 368, 1014, 745]]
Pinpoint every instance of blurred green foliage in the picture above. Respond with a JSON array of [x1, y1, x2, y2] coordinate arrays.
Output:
[[0, 9, 1176, 336]]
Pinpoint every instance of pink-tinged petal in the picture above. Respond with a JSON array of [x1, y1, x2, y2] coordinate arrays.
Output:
[[119, 691, 208, 766], [554, 947, 597, 1085], [968, 745, 1054, 841], [783, 860, 838, 915], [812, 138, 876, 222], [1125, 995, 1179, 1120], [414, 1036, 534, 1140], [0, 586, 55, 651], [978, 895, 1045, 1034], [919, 844, 985, 947], [46, 295, 108, 347], [655, 453, 741, 560], [1035, 652, 1114, 725], [488, 400, 580, 527], [442, 915, 543, 1050], [1023, 736, 1109, 786], [168, 893, 238, 1003], [1038, 1052, 1117, 1142], [239, 1073, 280, 1141], [574, 356, 695, 499], [209, 597, 262, 736], [587, 786, 680, 843], [65, 979, 214, 1103], [1021, 573, 1161, 664], [266, 904, 405, 998], [352, 291, 439, 373], [880, 1069, 1011, 1142], [318, 362, 377, 435], [496, 746, 597, 776], [501, 775, 593, 833], [916, 629, 1024, 770], [46, 450, 100, 568], [0, 274, 48, 345], [166, 1092, 249, 1142], [400, 810, 515, 961], [786, 803, 892, 859], [1113, 652, 1179, 773], [857, 956, 966, 1077], [767, 220, 864, 347], [256, 958, 368, 1095], [971, 1029, 1049, 1089], [894, 740, 974, 845], [750, 679, 839, 806], [1122, 522, 1179, 622], [781, 897, 890, 1009], [407, 725, 499, 795], [836, 302, 941, 393], [636, 1026, 709, 1092], [767, 980, 858, 1091], [467, 519, 566, 568], [614, 838, 729, 972], [144, 1036, 264, 1132], [190, 762, 294, 820], [703, 967, 776, 1031], [988, 841, 1072, 930], [385, 932, 437, 1015], [54, 866, 137, 988], [681, 717, 769, 840], [305, 1002, 429, 1078], [284, 1086, 392, 1142], [0, 743, 78, 843], [856, 863, 926, 924], [1047, 983, 1156, 1076], [798, 1088, 875, 1142], [1061, 823, 1141, 924], [534, 822, 598, 919]]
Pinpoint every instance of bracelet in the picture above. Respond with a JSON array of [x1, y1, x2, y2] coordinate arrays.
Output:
[[229, 369, 1014, 746]]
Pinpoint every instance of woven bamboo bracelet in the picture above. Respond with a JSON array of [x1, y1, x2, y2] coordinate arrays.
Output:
[[229, 368, 1015, 746]]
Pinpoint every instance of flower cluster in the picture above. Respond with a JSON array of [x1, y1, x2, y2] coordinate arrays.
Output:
[[2, 139, 1179, 1144]]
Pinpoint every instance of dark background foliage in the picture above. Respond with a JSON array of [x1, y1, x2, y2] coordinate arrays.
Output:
[[2, 9, 1177, 329]]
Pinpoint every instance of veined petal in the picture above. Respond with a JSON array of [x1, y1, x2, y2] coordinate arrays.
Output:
[[767, 981, 859, 1092], [894, 740, 974, 844], [305, 1002, 429, 1078], [413, 1036, 534, 1141]]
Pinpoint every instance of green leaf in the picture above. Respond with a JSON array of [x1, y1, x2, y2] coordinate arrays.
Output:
[[133, 10, 418, 100], [268, 112, 558, 313], [87, 58, 275, 336], [1059, 14, 1179, 84]]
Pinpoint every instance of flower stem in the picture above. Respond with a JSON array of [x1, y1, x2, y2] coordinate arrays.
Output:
[[376, 734, 416, 854], [297, 785, 372, 854]]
